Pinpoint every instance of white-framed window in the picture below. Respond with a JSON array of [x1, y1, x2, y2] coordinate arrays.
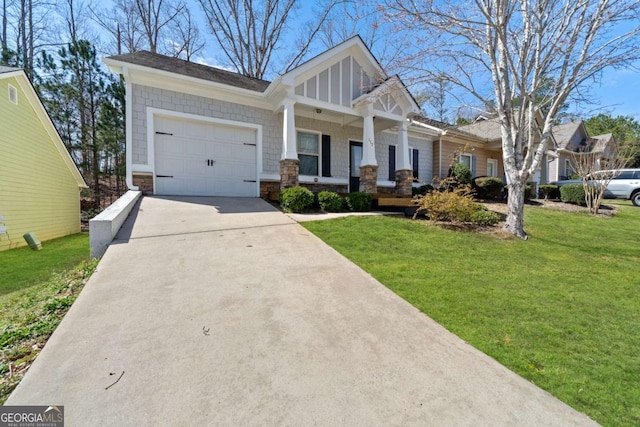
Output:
[[459, 153, 472, 169], [8, 84, 17, 105], [487, 159, 498, 177], [565, 159, 572, 177], [297, 130, 320, 176]]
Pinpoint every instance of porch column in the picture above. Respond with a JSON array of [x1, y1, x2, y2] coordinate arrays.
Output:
[[280, 98, 299, 189], [395, 120, 413, 196], [359, 104, 378, 193]]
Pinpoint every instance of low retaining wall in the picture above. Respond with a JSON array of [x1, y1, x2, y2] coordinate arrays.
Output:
[[89, 190, 141, 258]]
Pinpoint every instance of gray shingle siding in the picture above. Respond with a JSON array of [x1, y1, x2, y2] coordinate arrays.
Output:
[[131, 84, 282, 174], [130, 83, 430, 183]]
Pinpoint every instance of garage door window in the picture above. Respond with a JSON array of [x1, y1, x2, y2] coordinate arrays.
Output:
[[298, 131, 320, 175]]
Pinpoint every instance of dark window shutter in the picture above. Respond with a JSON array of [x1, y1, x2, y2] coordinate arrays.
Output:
[[412, 149, 419, 180], [471, 155, 477, 177], [321, 135, 331, 177], [389, 145, 396, 181]]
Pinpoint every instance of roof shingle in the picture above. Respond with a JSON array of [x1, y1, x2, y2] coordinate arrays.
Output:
[[105, 51, 271, 93]]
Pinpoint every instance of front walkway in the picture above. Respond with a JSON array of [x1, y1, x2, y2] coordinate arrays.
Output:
[[7, 197, 598, 426]]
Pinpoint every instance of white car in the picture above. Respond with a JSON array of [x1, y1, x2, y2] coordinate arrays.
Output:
[[554, 169, 640, 207]]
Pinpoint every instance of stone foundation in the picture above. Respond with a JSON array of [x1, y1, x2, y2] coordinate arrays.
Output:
[[132, 173, 153, 195], [395, 169, 413, 196], [260, 181, 281, 200], [376, 187, 396, 195], [280, 158, 299, 190], [359, 165, 379, 194]]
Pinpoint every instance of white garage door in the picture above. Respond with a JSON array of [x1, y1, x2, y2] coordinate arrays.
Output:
[[154, 116, 258, 197]]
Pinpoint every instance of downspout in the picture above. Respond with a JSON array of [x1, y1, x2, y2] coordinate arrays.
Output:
[[123, 66, 138, 190]]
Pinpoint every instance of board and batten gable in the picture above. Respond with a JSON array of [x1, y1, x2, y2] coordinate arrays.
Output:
[[0, 72, 85, 251]]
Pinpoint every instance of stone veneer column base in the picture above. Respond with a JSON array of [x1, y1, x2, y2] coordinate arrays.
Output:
[[395, 169, 413, 196], [359, 165, 379, 194], [279, 158, 300, 190], [132, 173, 154, 195]]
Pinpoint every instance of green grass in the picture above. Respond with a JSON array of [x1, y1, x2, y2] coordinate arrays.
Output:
[[0, 258, 98, 403], [0, 233, 90, 296], [303, 204, 640, 427]]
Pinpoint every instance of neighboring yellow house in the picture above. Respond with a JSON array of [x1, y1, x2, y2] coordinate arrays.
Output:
[[0, 66, 86, 251]]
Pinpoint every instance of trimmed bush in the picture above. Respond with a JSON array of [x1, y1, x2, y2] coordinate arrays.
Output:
[[413, 184, 434, 196], [539, 184, 560, 200], [473, 176, 504, 200], [279, 186, 314, 213], [503, 184, 533, 202], [468, 207, 500, 226], [525, 185, 532, 202], [560, 183, 586, 205], [345, 192, 372, 212], [317, 191, 344, 212], [450, 163, 472, 185], [415, 188, 498, 225]]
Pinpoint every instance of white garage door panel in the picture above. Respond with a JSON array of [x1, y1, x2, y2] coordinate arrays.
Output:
[[154, 116, 257, 197]]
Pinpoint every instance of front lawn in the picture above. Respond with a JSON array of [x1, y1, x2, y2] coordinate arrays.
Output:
[[0, 233, 90, 296], [0, 232, 95, 403], [303, 205, 640, 427]]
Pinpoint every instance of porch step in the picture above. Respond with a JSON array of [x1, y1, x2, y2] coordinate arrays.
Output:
[[377, 196, 416, 207]]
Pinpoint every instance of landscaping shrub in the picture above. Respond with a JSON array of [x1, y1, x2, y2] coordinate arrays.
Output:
[[415, 188, 499, 225], [279, 186, 314, 213], [473, 176, 504, 200], [317, 191, 344, 212], [560, 183, 586, 205], [345, 192, 372, 212], [503, 185, 533, 202], [525, 185, 532, 202], [449, 163, 472, 185], [539, 184, 560, 200], [468, 207, 500, 226], [412, 184, 434, 196]]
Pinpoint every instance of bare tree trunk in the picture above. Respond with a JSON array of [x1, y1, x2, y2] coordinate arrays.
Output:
[[19, 0, 27, 70], [27, 0, 32, 78], [1, 0, 8, 62], [504, 181, 527, 239]]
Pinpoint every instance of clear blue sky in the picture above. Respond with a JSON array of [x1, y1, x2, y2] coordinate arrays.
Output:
[[581, 66, 640, 119]]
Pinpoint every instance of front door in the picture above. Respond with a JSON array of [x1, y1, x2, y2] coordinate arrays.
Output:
[[349, 141, 363, 192]]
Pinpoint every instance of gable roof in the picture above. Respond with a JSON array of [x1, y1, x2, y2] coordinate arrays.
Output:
[[105, 51, 271, 93], [0, 69, 86, 188], [552, 121, 585, 150], [280, 35, 385, 84], [457, 117, 503, 141]]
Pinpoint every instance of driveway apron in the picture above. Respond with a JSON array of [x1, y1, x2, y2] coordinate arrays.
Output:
[[7, 196, 598, 426]]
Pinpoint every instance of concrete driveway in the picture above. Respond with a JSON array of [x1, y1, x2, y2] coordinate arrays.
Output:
[[7, 197, 598, 426]]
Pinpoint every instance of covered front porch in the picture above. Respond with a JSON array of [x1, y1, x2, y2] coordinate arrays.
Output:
[[263, 37, 422, 197]]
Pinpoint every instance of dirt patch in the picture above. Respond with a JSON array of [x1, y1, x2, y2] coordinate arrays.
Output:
[[479, 199, 617, 217], [422, 199, 618, 239]]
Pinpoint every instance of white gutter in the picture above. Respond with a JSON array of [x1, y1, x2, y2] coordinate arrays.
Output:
[[409, 119, 445, 135]]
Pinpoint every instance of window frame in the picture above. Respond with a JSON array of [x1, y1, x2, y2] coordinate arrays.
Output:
[[487, 158, 498, 177], [297, 129, 322, 176], [565, 159, 572, 177], [459, 153, 472, 169]]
